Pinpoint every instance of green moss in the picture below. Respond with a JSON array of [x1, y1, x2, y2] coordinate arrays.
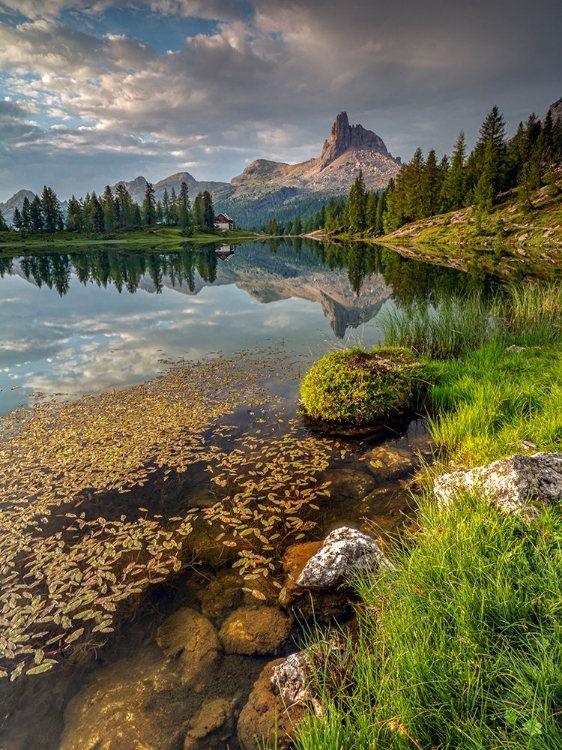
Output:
[[299, 347, 420, 425]]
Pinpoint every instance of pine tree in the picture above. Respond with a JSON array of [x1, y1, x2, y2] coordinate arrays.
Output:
[[102, 185, 116, 233], [347, 170, 366, 231], [169, 188, 179, 225], [0, 208, 8, 231], [115, 184, 134, 229], [12, 207, 22, 231], [66, 196, 83, 232], [21, 196, 32, 232], [365, 192, 379, 227], [178, 181, 193, 235], [142, 182, 156, 227], [440, 131, 467, 211], [162, 189, 171, 225], [421, 149, 440, 217], [290, 215, 303, 235], [29, 195, 44, 232], [41, 186, 63, 232]]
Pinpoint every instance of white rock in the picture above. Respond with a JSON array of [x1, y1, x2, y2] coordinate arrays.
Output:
[[434, 452, 562, 516], [296, 526, 395, 590]]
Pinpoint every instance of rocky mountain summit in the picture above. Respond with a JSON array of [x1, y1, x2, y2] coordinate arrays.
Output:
[[230, 111, 400, 195]]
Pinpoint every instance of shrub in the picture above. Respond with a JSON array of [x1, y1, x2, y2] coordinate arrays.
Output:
[[299, 347, 420, 425]]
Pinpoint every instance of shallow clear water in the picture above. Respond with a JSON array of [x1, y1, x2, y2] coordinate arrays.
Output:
[[0, 239, 482, 749]]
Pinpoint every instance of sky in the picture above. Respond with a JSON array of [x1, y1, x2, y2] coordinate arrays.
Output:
[[1, 0, 561, 203]]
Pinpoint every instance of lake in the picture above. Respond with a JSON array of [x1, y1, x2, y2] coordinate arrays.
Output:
[[0, 239, 491, 749]]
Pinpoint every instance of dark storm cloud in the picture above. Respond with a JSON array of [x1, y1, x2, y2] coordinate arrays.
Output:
[[0, 0, 560, 200]]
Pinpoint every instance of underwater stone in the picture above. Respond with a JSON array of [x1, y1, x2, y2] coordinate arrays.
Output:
[[434, 452, 562, 516], [219, 606, 292, 655], [157, 607, 221, 688], [296, 526, 396, 590]]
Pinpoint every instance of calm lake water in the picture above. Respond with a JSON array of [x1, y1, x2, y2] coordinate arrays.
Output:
[[0, 239, 493, 750], [0, 239, 482, 414]]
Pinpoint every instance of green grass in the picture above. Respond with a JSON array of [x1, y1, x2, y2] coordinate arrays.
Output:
[[0, 226, 256, 251], [294, 492, 562, 749], [292, 279, 562, 749]]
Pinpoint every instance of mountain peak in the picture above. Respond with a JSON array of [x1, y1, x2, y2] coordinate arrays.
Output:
[[319, 111, 391, 169]]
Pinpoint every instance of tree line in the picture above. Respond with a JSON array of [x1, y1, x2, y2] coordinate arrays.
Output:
[[1, 181, 218, 237], [280, 104, 562, 238]]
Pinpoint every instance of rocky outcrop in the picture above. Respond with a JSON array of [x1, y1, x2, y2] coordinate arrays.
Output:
[[434, 452, 562, 516], [296, 526, 396, 590], [229, 111, 400, 195], [319, 111, 391, 168]]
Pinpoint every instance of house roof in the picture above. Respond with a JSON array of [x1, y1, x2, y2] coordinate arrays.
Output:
[[215, 213, 233, 222]]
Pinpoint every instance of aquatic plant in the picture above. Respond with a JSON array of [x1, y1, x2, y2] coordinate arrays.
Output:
[[0, 350, 308, 680], [299, 347, 420, 425], [202, 421, 332, 600]]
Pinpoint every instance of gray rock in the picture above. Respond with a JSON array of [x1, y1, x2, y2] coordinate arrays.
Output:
[[271, 650, 313, 707], [296, 526, 395, 590], [434, 452, 562, 516]]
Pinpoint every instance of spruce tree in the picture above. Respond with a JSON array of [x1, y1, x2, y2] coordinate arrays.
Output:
[[66, 196, 83, 232], [347, 170, 366, 231], [0, 208, 7, 231], [29, 195, 44, 232], [440, 131, 467, 211], [12, 207, 22, 231], [178, 181, 193, 235], [142, 182, 156, 227], [21, 196, 32, 232], [102, 185, 116, 233]]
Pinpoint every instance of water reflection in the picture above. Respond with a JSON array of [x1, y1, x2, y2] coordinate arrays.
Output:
[[0, 239, 492, 413]]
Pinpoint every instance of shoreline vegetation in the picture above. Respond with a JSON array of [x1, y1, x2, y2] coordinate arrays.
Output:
[[291, 282, 562, 749], [0, 225, 256, 251]]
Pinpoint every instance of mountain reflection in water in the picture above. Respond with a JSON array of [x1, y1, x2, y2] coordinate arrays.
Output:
[[0, 239, 487, 414]]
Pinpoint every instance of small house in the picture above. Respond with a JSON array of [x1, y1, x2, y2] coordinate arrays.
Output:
[[214, 213, 235, 230]]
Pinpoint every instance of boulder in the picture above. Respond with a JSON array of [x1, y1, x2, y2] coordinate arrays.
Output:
[[271, 650, 317, 711], [434, 452, 562, 516], [281, 541, 351, 620], [183, 698, 235, 750], [156, 607, 221, 688], [219, 606, 292, 655], [237, 659, 304, 750], [60, 650, 182, 750], [296, 526, 395, 590]]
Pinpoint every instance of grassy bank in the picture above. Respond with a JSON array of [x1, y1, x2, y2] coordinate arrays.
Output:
[[379, 182, 562, 250], [0, 226, 255, 252], [293, 282, 562, 749]]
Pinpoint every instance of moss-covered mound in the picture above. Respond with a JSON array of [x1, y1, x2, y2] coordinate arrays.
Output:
[[300, 347, 420, 425]]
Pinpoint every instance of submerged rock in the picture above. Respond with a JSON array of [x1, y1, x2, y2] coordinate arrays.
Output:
[[237, 659, 304, 750], [296, 526, 396, 590], [156, 607, 221, 688], [60, 650, 182, 750], [434, 452, 562, 516], [219, 606, 293, 655], [183, 698, 235, 750]]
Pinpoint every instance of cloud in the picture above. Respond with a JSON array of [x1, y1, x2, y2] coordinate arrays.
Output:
[[0, 1, 561, 201]]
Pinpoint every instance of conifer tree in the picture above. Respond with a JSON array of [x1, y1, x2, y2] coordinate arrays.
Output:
[[30, 195, 44, 232], [142, 182, 156, 227], [0, 208, 8, 231], [66, 196, 83, 232], [347, 170, 366, 231], [178, 181, 193, 235], [12, 207, 22, 231], [440, 131, 467, 211], [102, 185, 116, 233], [21, 196, 32, 232], [41, 186, 63, 232]]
